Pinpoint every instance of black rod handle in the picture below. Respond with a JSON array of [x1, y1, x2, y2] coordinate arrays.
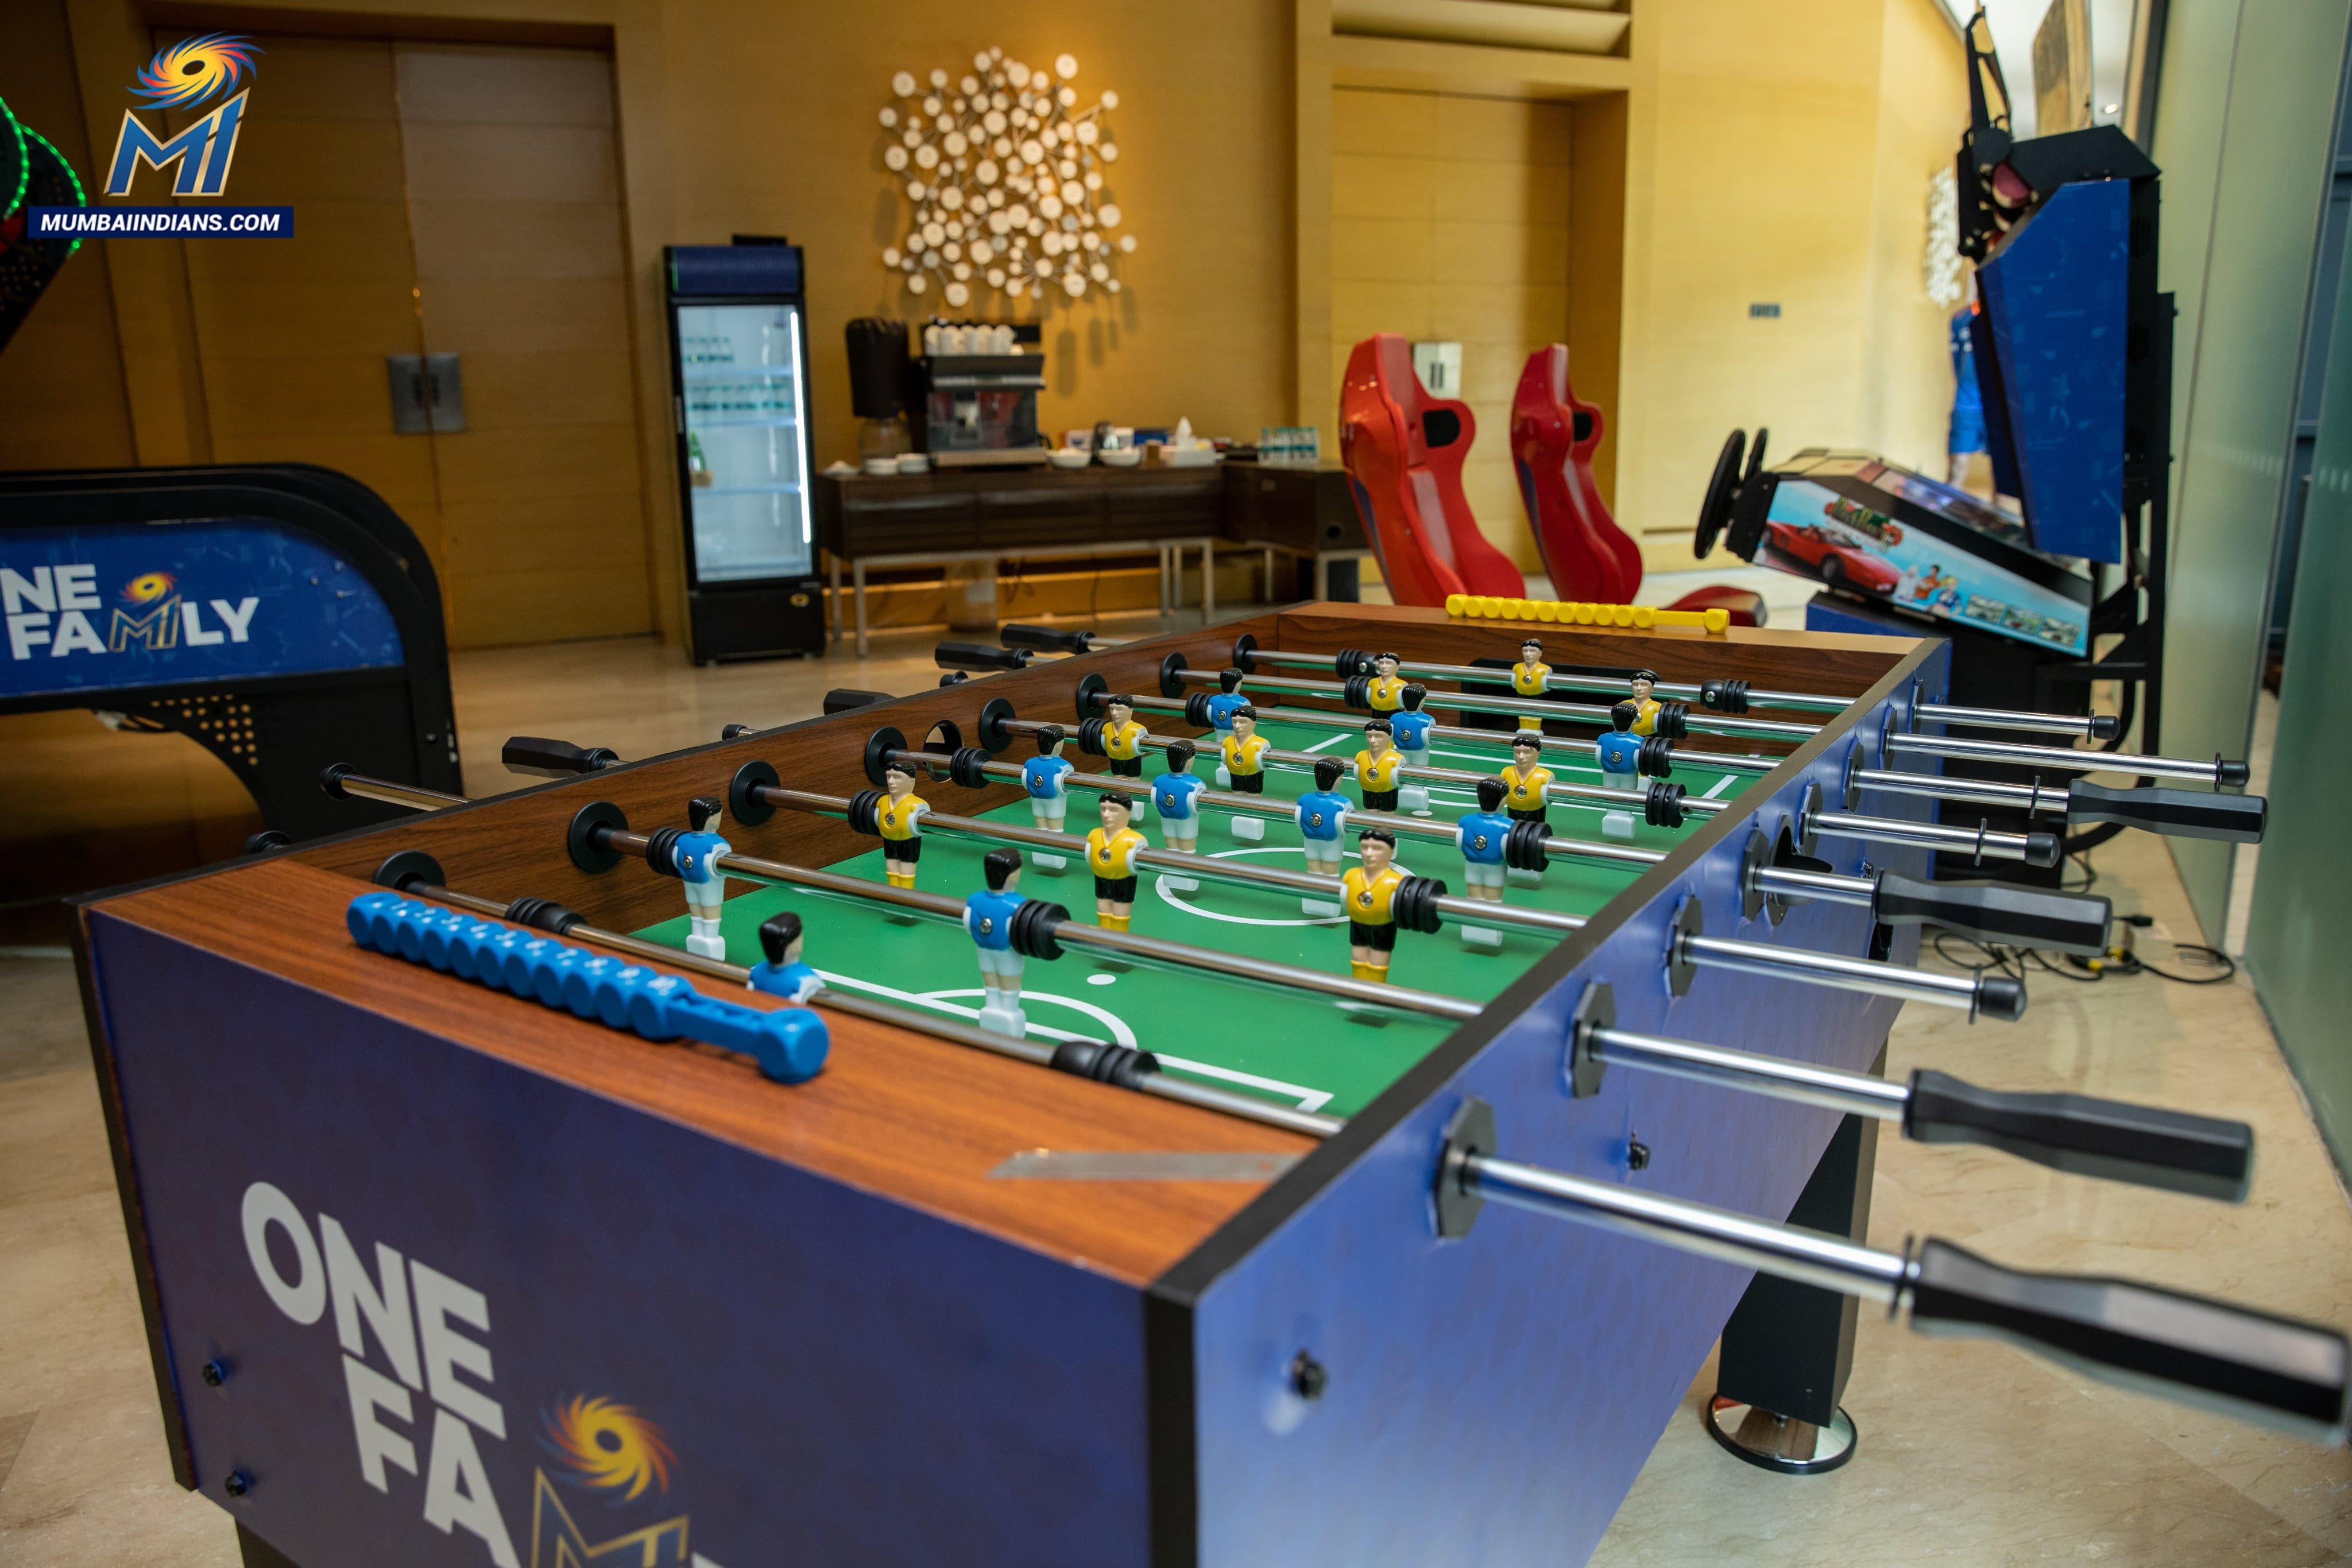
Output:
[[2067, 780, 2269, 843], [1975, 974, 2028, 1023], [1873, 872, 2111, 955], [1904, 1069, 2254, 1200], [502, 735, 620, 778], [1906, 1238, 2349, 1442], [935, 640, 1030, 672], [1001, 622, 1093, 653]]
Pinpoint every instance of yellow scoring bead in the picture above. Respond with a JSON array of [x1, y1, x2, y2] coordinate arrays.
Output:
[[1569, 601, 1595, 624], [1703, 607, 1731, 634], [1631, 605, 1657, 628], [1480, 595, 1504, 617], [1446, 593, 1468, 617], [1535, 599, 1560, 623], [1498, 598, 1520, 621], [1610, 604, 1637, 626]]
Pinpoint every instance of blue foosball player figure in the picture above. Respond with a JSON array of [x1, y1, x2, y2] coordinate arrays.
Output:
[[1596, 701, 1643, 842], [1294, 757, 1352, 917], [1154, 740, 1206, 890], [1393, 683, 1436, 814], [966, 847, 1030, 1037], [667, 796, 733, 961], [1454, 776, 1514, 950], [746, 911, 823, 1003], [1023, 725, 1076, 870]]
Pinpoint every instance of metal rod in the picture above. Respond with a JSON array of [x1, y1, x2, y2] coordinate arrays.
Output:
[[1246, 646, 1855, 718], [1194, 668, 1821, 742], [1916, 702, 2105, 738], [1807, 808, 2044, 865], [336, 775, 470, 812], [895, 745, 1670, 873], [1248, 646, 2117, 737], [397, 880, 1339, 1136], [1118, 690, 1784, 774], [1849, 766, 2068, 816], [1465, 1154, 1912, 1303], [1888, 733, 2229, 785], [1750, 865, 1875, 908], [597, 828, 1484, 1024], [999, 715, 1725, 829], [1586, 1025, 1909, 1121], [761, 786, 1587, 939], [1682, 931, 1989, 1012]]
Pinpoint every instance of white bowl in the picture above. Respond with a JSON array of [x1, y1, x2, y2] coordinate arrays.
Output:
[[862, 458, 898, 475], [895, 453, 931, 473], [1049, 448, 1091, 469], [1097, 447, 1144, 469]]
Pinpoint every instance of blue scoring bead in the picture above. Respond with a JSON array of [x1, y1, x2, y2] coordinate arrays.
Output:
[[347, 891, 404, 950], [343, 895, 822, 1087], [590, 964, 652, 1029], [627, 973, 696, 1042]]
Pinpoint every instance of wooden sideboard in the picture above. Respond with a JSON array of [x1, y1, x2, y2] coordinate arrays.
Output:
[[814, 461, 1370, 652]]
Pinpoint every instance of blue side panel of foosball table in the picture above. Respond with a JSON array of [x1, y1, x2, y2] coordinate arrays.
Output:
[[1189, 645, 1948, 1568], [85, 913, 1154, 1568]]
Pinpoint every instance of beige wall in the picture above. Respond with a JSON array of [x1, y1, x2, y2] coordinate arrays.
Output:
[[24, 0, 1299, 644], [1328, 87, 1576, 572], [10, 0, 1964, 632], [1614, 0, 1967, 568]]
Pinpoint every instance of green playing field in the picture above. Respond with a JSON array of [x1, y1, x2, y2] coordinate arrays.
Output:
[[632, 718, 1761, 1118]]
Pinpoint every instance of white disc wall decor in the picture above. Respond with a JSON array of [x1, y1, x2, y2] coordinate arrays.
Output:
[[878, 46, 1132, 307]]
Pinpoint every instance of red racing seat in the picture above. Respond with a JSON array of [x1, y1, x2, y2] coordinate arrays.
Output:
[[1509, 346, 1767, 626], [1339, 334, 1526, 607]]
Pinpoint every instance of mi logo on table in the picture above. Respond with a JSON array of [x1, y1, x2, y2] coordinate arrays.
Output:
[[105, 33, 262, 197]]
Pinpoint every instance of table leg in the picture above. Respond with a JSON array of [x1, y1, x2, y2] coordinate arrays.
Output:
[[827, 556, 842, 642], [1263, 547, 1275, 603], [1201, 537, 1214, 621], [853, 560, 869, 659], [1158, 548, 1170, 615]]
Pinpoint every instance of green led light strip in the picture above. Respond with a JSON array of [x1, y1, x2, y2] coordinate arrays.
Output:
[[20, 125, 87, 254], [0, 97, 29, 222]]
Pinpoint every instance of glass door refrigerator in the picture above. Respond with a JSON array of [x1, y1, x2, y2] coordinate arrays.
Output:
[[664, 243, 825, 662]]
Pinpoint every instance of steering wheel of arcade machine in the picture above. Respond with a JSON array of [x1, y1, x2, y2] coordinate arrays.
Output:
[[1693, 427, 1770, 560]]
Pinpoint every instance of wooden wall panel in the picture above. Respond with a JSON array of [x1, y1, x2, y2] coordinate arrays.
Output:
[[396, 41, 652, 651]]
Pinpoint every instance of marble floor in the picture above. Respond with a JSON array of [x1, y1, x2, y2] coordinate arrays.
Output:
[[3, 612, 2346, 1565]]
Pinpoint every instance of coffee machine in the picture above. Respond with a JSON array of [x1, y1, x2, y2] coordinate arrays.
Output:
[[910, 319, 1049, 466]]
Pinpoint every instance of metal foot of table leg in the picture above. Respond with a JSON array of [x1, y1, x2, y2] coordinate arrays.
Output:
[[1701, 1395, 1858, 1475]]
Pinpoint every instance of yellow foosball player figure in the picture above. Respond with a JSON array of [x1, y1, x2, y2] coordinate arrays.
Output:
[[1221, 706, 1272, 793], [1354, 718, 1403, 813], [1501, 732, 1554, 828], [1628, 668, 1664, 736], [1512, 638, 1553, 731], [1341, 828, 1405, 983], [1101, 694, 1150, 819], [1366, 652, 1408, 712], [1085, 792, 1148, 931], [877, 758, 929, 889]]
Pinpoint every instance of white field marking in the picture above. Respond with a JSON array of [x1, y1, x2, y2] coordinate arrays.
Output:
[[1704, 773, 1736, 799], [814, 971, 1336, 1110], [815, 969, 1138, 1044], [1302, 729, 1354, 754], [1151, 845, 1421, 927]]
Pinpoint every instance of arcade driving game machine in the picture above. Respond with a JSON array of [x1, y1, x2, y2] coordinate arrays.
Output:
[[0, 92, 459, 935], [1689, 7, 2185, 886]]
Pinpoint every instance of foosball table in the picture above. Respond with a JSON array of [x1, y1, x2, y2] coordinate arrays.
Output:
[[74, 602, 2338, 1568]]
